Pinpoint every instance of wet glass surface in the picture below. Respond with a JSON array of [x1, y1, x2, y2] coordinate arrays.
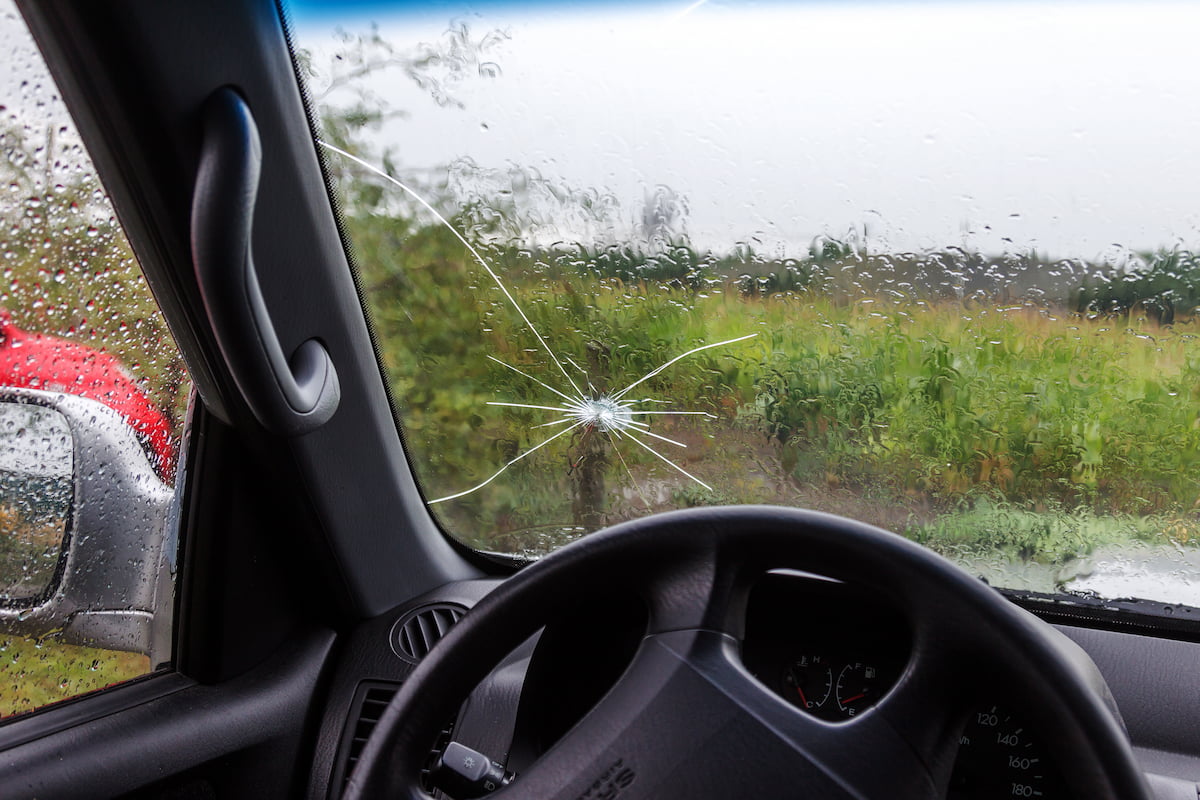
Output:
[[0, 0, 184, 717], [290, 1, 1200, 606]]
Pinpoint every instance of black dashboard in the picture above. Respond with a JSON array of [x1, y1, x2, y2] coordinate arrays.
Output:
[[307, 574, 1200, 799]]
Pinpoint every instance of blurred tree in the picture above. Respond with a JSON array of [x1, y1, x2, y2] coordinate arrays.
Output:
[[297, 21, 508, 215]]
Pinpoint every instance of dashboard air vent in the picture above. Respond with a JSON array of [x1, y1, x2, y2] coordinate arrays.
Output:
[[335, 681, 399, 792], [332, 681, 456, 796], [390, 603, 466, 663]]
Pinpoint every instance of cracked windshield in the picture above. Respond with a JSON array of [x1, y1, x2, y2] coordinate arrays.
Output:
[[290, 1, 1200, 607]]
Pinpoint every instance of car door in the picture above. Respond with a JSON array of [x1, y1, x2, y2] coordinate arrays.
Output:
[[0, 1, 483, 796]]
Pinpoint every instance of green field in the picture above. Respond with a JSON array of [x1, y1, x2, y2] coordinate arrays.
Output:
[[349, 220, 1200, 564]]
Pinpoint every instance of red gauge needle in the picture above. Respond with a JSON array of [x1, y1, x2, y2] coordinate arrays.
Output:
[[840, 693, 866, 706], [796, 687, 809, 706]]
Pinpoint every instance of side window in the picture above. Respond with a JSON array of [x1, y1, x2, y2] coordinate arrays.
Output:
[[0, 1, 189, 718]]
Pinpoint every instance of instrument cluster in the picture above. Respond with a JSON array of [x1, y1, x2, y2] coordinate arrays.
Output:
[[741, 572, 1068, 798]]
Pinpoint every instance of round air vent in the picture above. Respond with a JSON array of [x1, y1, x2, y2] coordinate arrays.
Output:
[[390, 602, 467, 663]]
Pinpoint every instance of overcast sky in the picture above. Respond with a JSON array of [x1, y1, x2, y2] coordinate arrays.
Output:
[[293, 1, 1200, 261]]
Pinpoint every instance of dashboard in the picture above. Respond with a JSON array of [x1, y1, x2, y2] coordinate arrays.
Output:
[[307, 575, 1200, 799]]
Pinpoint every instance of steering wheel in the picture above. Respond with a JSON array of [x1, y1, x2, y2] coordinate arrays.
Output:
[[344, 506, 1151, 798]]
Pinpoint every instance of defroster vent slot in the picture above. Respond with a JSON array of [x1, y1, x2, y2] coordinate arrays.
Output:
[[331, 680, 456, 797], [331, 681, 398, 794]]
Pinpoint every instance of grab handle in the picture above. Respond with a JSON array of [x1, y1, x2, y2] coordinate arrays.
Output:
[[191, 87, 339, 435]]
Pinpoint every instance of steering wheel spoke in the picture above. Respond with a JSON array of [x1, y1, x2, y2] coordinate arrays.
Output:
[[491, 629, 771, 798], [871, 644, 974, 793], [508, 627, 908, 799], [664, 627, 949, 799], [641, 539, 753, 636]]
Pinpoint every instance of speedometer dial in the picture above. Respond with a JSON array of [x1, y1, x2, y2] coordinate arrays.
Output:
[[949, 706, 1068, 798]]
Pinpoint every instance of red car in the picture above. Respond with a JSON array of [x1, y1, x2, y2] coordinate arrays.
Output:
[[0, 309, 175, 481]]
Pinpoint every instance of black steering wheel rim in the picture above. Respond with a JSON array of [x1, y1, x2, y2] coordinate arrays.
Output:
[[345, 505, 1151, 799]]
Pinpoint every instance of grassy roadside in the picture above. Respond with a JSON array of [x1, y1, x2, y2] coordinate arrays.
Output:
[[0, 636, 149, 719], [366, 239, 1200, 553]]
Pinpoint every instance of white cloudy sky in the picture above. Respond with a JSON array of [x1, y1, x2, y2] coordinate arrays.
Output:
[[293, 1, 1200, 260]]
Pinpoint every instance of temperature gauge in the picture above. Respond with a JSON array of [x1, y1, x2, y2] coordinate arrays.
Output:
[[783, 655, 833, 715]]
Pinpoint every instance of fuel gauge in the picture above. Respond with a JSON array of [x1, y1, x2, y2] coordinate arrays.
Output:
[[783, 655, 833, 716], [835, 662, 882, 717]]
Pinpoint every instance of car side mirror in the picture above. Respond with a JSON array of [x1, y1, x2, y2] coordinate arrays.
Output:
[[0, 387, 176, 663]]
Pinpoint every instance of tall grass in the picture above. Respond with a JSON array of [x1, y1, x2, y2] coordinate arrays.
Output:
[[756, 300, 1200, 515], [346, 218, 1200, 561]]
